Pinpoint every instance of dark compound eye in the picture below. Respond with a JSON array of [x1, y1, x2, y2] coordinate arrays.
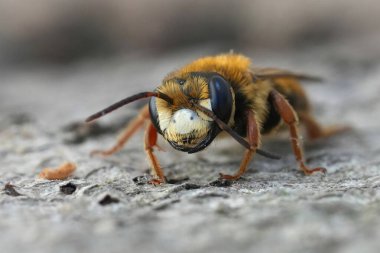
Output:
[[149, 97, 162, 135], [208, 75, 233, 124]]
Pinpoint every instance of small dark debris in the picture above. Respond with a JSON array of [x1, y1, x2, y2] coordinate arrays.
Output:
[[99, 195, 120, 206], [133, 175, 150, 185], [172, 183, 202, 193], [166, 176, 190, 184], [4, 183, 23, 196], [182, 183, 201, 190], [59, 182, 77, 195], [209, 179, 233, 187]]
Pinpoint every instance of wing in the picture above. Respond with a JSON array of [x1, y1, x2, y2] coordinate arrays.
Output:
[[250, 67, 323, 82]]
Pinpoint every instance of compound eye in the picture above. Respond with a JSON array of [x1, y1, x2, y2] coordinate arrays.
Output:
[[149, 97, 162, 135], [208, 75, 233, 124]]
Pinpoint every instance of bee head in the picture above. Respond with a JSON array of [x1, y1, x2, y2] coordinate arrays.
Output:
[[149, 73, 235, 153]]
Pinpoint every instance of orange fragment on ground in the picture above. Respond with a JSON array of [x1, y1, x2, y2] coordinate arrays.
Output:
[[39, 162, 76, 180]]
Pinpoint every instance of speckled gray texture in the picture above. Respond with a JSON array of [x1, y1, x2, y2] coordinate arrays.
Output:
[[1, 48, 380, 253]]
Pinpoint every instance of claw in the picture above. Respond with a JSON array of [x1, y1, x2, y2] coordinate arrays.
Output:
[[148, 178, 165, 185], [219, 173, 241, 181], [302, 166, 327, 175]]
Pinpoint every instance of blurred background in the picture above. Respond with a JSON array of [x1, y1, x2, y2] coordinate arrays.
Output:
[[0, 0, 379, 66], [1, 0, 380, 129], [0, 0, 379, 130]]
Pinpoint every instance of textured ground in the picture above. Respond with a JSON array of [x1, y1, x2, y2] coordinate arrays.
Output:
[[1, 48, 380, 253]]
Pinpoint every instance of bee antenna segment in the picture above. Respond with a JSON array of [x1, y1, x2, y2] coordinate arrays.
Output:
[[85, 91, 173, 122]]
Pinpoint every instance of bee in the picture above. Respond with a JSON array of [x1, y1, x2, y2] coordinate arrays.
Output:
[[86, 53, 346, 184]]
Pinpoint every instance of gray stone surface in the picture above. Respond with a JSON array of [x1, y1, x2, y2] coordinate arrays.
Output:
[[1, 48, 380, 253]]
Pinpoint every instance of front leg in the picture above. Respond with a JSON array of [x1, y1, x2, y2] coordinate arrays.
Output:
[[144, 121, 166, 185], [269, 90, 326, 175], [220, 110, 260, 180]]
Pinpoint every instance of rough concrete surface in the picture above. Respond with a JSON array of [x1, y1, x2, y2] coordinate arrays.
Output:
[[1, 47, 380, 253]]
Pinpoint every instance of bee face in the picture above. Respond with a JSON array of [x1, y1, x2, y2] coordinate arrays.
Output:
[[149, 73, 235, 153]]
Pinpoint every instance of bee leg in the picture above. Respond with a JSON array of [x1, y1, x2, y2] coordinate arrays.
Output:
[[91, 105, 150, 156], [270, 90, 326, 175], [144, 121, 166, 185], [219, 110, 259, 180], [298, 112, 350, 140]]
